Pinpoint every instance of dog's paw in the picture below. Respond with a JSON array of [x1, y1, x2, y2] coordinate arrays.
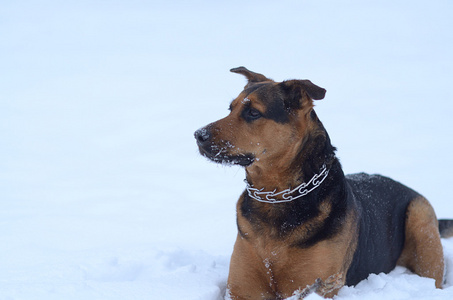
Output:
[[317, 273, 344, 296], [291, 273, 344, 299]]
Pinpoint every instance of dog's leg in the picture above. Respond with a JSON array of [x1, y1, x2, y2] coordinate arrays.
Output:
[[227, 236, 276, 300], [397, 196, 444, 288]]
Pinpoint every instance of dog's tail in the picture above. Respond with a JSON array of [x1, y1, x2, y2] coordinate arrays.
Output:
[[438, 219, 453, 238]]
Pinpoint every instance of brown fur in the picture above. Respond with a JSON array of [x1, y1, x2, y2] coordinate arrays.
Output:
[[229, 197, 358, 299], [397, 197, 444, 288]]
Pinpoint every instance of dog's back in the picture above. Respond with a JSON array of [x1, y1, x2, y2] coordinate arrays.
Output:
[[345, 173, 419, 285]]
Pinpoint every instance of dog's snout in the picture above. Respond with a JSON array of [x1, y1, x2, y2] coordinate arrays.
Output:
[[194, 127, 212, 145]]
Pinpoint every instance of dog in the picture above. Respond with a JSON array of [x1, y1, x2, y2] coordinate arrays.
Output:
[[195, 67, 453, 299]]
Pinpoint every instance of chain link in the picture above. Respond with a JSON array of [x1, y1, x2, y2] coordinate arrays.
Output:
[[245, 164, 329, 203]]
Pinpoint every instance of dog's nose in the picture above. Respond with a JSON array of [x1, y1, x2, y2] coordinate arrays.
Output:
[[194, 127, 212, 145]]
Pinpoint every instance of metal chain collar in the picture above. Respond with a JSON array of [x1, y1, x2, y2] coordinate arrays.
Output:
[[245, 164, 330, 204]]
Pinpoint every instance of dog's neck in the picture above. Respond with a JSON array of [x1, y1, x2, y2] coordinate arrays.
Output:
[[245, 163, 330, 203], [244, 131, 337, 203], [244, 163, 296, 193]]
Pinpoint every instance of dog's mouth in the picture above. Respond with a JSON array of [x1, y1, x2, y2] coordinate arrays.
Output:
[[198, 144, 255, 167]]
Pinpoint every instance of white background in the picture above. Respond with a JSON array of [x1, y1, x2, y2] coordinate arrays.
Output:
[[1, 1, 453, 299]]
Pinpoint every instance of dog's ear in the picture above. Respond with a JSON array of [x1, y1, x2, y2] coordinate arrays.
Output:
[[230, 66, 272, 88], [279, 80, 326, 109]]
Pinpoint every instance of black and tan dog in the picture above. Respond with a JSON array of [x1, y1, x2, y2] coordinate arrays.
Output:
[[194, 67, 453, 299]]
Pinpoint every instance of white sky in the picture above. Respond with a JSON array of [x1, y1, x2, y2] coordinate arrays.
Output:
[[1, 0, 453, 217]]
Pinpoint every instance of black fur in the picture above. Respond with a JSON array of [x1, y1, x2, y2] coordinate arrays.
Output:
[[279, 80, 326, 103], [345, 174, 416, 285], [291, 160, 348, 248], [264, 96, 291, 123], [439, 219, 453, 237], [241, 82, 292, 124]]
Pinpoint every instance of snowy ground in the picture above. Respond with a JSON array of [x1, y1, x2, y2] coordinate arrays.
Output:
[[1, 0, 453, 299]]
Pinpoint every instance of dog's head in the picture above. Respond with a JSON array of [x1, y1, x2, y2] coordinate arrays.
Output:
[[194, 67, 326, 171]]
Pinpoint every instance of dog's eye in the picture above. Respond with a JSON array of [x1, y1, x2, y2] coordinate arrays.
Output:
[[249, 108, 261, 118], [243, 107, 262, 122]]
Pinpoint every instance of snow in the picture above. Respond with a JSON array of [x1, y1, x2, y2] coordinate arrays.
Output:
[[1, 0, 453, 299]]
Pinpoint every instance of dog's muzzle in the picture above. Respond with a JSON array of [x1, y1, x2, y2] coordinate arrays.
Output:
[[194, 126, 255, 167]]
